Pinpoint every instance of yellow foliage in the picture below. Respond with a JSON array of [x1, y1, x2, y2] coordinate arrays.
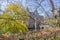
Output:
[[0, 3, 29, 34]]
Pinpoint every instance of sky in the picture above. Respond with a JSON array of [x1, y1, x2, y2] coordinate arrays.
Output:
[[26, 0, 60, 16], [0, 0, 60, 16]]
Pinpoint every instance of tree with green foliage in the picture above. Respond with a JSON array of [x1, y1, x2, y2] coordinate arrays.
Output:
[[0, 3, 29, 34]]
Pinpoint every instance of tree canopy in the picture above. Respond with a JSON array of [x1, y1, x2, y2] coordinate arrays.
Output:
[[0, 3, 29, 34]]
